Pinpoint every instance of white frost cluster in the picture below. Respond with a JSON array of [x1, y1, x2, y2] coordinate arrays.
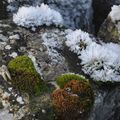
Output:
[[81, 43, 120, 81], [66, 29, 120, 82], [109, 5, 120, 22], [13, 3, 63, 29], [109, 5, 120, 31], [42, 32, 64, 63], [7, 0, 15, 3], [66, 29, 93, 55]]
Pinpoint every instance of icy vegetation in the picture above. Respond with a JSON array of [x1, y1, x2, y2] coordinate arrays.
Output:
[[66, 29, 93, 53], [66, 30, 120, 82], [13, 3, 63, 29]]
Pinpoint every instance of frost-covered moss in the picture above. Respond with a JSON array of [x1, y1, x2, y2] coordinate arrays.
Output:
[[7, 55, 44, 95], [51, 80, 94, 120], [56, 73, 88, 88]]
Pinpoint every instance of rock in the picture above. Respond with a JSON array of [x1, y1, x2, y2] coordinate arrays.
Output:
[[29, 92, 55, 120], [93, 0, 120, 33], [0, 0, 8, 20], [0, 77, 30, 120], [98, 5, 120, 43], [46, 0, 93, 31], [19, 27, 69, 81], [0, 18, 69, 82], [89, 86, 120, 120], [7, 0, 93, 31]]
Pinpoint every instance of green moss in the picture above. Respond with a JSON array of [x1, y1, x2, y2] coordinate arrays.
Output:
[[7, 55, 44, 95], [56, 73, 89, 88]]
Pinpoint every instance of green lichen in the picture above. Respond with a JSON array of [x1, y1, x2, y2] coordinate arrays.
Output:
[[7, 55, 44, 95], [56, 73, 89, 88]]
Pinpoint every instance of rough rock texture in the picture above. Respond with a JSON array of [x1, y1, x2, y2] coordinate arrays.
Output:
[[98, 17, 120, 43], [98, 6, 120, 44], [0, 18, 69, 81], [89, 87, 120, 120], [18, 27, 69, 81], [92, 0, 120, 33], [0, 18, 64, 119], [0, 77, 30, 120], [7, 0, 93, 31]]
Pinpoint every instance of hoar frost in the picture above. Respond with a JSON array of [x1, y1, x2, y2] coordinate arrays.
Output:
[[66, 29, 120, 82], [66, 29, 93, 54], [109, 5, 120, 22], [13, 3, 63, 29]]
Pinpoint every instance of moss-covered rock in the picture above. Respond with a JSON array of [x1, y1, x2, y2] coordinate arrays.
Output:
[[56, 73, 88, 88], [98, 15, 120, 44], [7, 55, 44, 95], [51, 80, 94, 120]]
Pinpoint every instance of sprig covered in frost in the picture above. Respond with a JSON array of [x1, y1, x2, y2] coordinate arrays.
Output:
[[81, 42, 120, 82], [65, 29, 93, 55], [66, 29, 120, 82], [13, 3, 63, 29]]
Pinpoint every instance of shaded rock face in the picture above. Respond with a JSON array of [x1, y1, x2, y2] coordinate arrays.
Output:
[[98, 5, 120, 44], [89, 87, 120, 120], [92, 0, 120, 34], [46, 0, 93, 31], [98, 17, 120, 43], [0, 0, 7, 19], [8, 0, 93, 31]]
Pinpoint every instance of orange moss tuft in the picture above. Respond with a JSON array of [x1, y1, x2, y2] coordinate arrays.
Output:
[[51, 80, 94, 120]]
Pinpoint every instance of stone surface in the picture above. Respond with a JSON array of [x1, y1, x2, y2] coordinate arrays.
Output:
[[0, 77, 30, 120], [93, 0, 120, 33], [89, 86, 120, 120], [0, 19, 69, 81], [7, 0, 93, 31], [98, 5, 120, 43]]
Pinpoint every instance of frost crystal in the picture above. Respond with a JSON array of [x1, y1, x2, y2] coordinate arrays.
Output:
[[66, 29, 93, 55], [13, 3, 63, 29], [66, 29, 120, 82], [109, 5, 120, 22]]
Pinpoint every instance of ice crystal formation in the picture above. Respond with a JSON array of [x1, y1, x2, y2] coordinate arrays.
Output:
[[66, 29, 120, 82], [13, 3, 63, 29]]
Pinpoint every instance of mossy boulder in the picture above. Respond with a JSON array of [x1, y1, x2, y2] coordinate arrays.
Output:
[[51, 80, 94, 120], [98, 16, 120, 44], [7, 55, 44, 95], [56, 73, 88, 88]]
